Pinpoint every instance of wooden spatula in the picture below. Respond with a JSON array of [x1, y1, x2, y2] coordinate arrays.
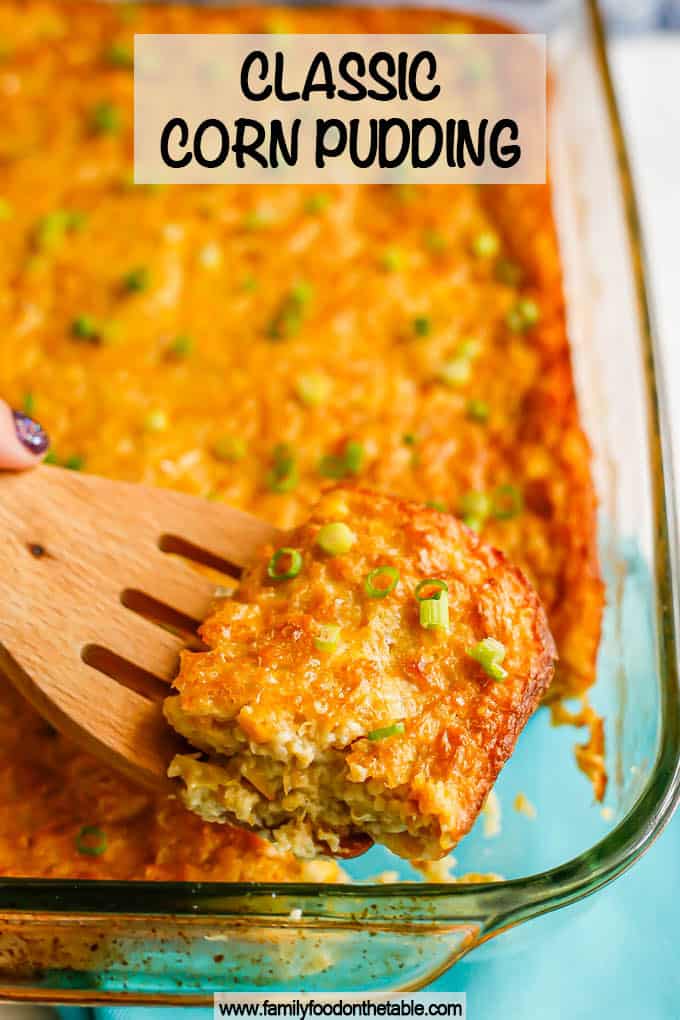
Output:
[[0, 466, 375, 859], [0, 464, 278, 791]]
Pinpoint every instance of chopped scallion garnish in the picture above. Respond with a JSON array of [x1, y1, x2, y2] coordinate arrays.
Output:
[[414, 578, 449, 602], [295, 373, 330, 408], [267, 547, 303, 581], [492, 484, 523, 520], [319, 439, 364, 479], [367, 721, 405, 741], [423, 230, 447, 254], [33, 209, 86, 251], [419, 590, 449, 630], [106, 42, 133, 69], [316, 521, 356, 556], [506, 297, 540, 332], [365, 566, 400, 599], [75, 824, 107, 856], [413, 316, 431, 337], [91, 100, 121, 135], [458, 491, 492, 522], [426, 500, 448, 513], [304, 193, 330, 215], [22, 392, 35, 415], [122, 266, 150, 293], [466, 398, 489, 423], [71, 315, 99, 343], [267, 282, 313, 341], [313, 623, 340, 652], [213, 435, 246, 463], [495, 258, 523, 286], [168, 334, 193, 358], [472, 231, 500, 258], [468, 637, 507, 681], [380, 247, 403, 272], [266, 443, 298, 492], [64, 454, 85, 471]]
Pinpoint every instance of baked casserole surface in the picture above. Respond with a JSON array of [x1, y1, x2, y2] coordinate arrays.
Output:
[[0, 0, 603, 878]]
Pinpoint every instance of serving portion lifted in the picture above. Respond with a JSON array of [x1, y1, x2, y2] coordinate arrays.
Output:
[[166, 486, 556, 861]]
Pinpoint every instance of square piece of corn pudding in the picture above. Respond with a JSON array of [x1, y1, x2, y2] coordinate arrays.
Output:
[[165, 488, 556, 859]]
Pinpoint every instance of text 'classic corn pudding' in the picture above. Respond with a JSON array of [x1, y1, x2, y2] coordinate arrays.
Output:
[[0, 0, 604, 879], [166, 487, 556, 860]]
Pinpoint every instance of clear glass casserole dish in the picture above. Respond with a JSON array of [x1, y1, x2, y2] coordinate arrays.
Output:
[[0, 0, 678, 1003]]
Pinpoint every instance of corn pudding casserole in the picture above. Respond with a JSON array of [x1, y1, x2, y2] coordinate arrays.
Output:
[[0, 0, 604, 878], [166, 487, 556, 859]]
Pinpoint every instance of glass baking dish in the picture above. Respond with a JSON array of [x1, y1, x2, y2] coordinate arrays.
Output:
[[0, 0, 678, 1004]]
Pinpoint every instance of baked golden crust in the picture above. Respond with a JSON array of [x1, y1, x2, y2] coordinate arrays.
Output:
[[166, 487, 556, 858]]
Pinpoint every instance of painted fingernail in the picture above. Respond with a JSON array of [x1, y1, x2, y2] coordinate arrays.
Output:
[[12, 410, 50, 456]]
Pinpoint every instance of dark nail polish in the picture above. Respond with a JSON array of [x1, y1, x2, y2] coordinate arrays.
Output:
[[12, 410, 50, 456]]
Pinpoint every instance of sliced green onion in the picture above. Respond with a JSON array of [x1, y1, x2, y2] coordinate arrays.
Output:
[[471, 229, 500, 257], [106, 42, 133, 69], [295, 373, 330, 408], [426, 500, 448, 513], [267, 282, 313, 341], [22, 392, 35, 415], [463, 515, 484, 533], [468, 637, 507, 681], [437, 356, 471, 387], [243, 209, 270, 230], [419, 591, 449, 630], [91, 100, 121, 135], [380, 247, 403, 272], [365, 566, 400, 598], [304, 193, 330, 215], [213, 435, 246, 463], [458, 338, 481, 360], [267, 547, 302, 580], [472, 231, 500, 259], [242, 274, 258, 293], [344, 440, 364, 475], [367, 721, 405, 741], [313, 623, 340, 652], [466, 398, 489, 423], [76, 824, 107, 857], [492, 484, 523, 520], [71, 315, 99, 342], [123, 266, 150, 293], [144, 409, 168, 432], [415, 578, 448, 602], [424, 229, 447, 254], [64, 454, 85, 471], [316, 521, 356, 556], [319, 439, 364, 479], [43, 450, 59, 465], [413, 316, 431, 337], [495, 258, 523, 286], [168, 334, 193, 358], [506, 297, 540, 332], [266, 443, 298, 492], [460, 491, 491, 526], [34, 210, 85, 251]]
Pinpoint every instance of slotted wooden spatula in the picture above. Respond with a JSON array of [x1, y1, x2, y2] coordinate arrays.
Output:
[[0, 464, 278, 791]]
